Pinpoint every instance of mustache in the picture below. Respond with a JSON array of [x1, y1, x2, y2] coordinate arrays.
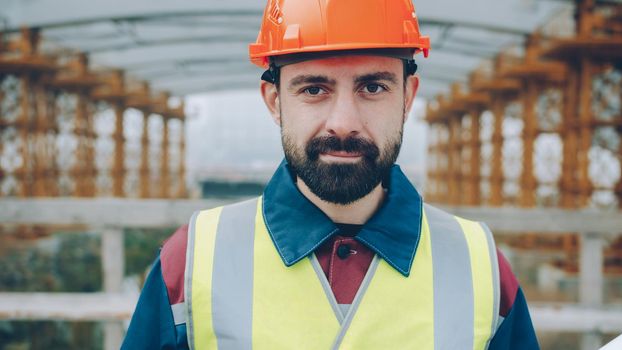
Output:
[[305, 135, 380, 161]]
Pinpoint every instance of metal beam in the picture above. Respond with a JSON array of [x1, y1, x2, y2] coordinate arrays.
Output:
[[1, 199, 621, 234], [1, 292, 620, 334], [438, 205, 622, 235], [530, 303, 622, 333], [149, 74, 259, 94], [1, 1, 264, 32], [0, 293, 137, 321], [81, 33, 256, 54], [136, 61, 258, 81], [0, 198, 241, 228], [1, 0, 567, 36], [162, 81, 258, 96], [76, 33, 503, 58], [89, 42, 248, 67]]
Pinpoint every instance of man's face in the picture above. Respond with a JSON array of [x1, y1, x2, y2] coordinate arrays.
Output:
[[262, 55, 418, 205]]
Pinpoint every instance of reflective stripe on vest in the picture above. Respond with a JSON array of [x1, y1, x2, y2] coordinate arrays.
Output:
[[183, 197, 500, 349]]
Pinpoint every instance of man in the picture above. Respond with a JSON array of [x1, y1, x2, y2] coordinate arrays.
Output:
[[122, 0, 539, 349]]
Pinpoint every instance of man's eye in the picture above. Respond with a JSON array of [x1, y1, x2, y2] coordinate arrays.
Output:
[[362, 84, 385, 94], [303, 86, 324, 95]]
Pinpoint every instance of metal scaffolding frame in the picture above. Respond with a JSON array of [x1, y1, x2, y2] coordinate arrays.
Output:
[[0, 0, 570, 98]]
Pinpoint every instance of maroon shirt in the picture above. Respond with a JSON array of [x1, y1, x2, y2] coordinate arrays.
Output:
[[315, 224, 374, 304]]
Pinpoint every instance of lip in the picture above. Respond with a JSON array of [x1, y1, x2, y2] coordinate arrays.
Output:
[[321, 151, 363, 159]]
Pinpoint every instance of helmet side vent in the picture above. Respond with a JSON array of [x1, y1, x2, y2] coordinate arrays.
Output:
[[267, 0, 283, 25]]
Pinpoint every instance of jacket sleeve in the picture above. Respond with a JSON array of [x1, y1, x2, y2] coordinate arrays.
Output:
[[121, 256, 189, 350], [487, 249, 539, 350], [488, 287, 539, 349]]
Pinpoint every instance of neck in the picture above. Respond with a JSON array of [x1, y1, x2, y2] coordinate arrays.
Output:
[[296, 178, 386, 224]]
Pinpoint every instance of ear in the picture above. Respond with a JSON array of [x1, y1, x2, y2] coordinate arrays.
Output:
[[260, 80, 281, 126], [403, 75, 419, 123]]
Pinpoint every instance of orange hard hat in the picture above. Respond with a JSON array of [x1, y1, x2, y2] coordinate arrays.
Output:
[[249, 0, 430, 68]]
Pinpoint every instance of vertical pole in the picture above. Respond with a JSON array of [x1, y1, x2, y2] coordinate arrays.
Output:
[[520, 80, 537, 207], [456, 115, 464, 205], [470, 109, 481, 205], [102, 228, 125, 350], [73, 55, 97, 197], [160, 116, 170, 198], [32, 80, 47, 197], [74, 92, 88, 197], [616, 138, 622, 209], [139, 111, 150, 198], [490, 97, 505, 206], [85, 100, 97, 197], [579, 232, 604, 349], [16, 28, 41, 198], [176, 116, 187, 198], [433, 127, 439, 203], [31, 74, 58, 197], [426, 122, 437, 202], [45, 87, 59, 196], [17, 75, 33, 197], [425, 104, 438, 203], [112, 103, 125, 197], [576, 57, 594, 207], [461, 114, 471, 205], [560, 65, 579, 208], [102, 229, 124, 294], [576, 3, 601, 347], [576, 0, 596, 38], [448, 116, 459, 204], [442, 122, 451, 204], [0, 73, 4, 196]]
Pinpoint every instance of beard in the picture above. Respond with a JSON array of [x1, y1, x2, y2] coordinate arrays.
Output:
[[282, 129, 403, 205]]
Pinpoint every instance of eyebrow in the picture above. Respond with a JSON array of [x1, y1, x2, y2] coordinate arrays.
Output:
[[287, 75, 336, 90], [286, 71, 398, 91], [354, 71, 398, 85]]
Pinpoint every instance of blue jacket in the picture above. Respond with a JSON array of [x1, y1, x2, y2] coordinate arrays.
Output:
[[122, 162, 539, 349]]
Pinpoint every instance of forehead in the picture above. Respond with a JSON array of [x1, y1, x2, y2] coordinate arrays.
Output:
[[280, 55, 402, 81]]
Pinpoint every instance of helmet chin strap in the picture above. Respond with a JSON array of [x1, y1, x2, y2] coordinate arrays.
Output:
[[261, 64, 279, 84], [405, 59, 418, 75]]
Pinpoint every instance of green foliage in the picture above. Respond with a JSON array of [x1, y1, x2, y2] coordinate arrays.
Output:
[[0, 227, 175, 349], [124, 227, 174, 277], [0, 233, 101, 292], [0, 321, 103, 350], [0, 246, 56, 292], [54, 233, 102, 292]]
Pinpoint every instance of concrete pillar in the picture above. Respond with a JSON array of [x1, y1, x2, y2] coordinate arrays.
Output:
[[579, 232, 605, 349], [102, 228, 125, 350]]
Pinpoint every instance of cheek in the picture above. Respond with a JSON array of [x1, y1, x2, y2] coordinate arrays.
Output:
[[281, 103, 326, 140], [281, 119, 319, 154], [360, 105, 404, 141]]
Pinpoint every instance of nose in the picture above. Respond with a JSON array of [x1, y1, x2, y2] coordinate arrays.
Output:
[[324, 93, 363, 139]]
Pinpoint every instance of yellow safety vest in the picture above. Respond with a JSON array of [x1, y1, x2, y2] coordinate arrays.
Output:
[[183, 197, 500, 349]]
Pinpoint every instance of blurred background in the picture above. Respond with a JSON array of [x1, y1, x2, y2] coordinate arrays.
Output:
[[0, 0, 620, 349]]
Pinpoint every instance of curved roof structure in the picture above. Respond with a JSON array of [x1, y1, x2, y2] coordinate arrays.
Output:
[[0, 0, 572, 98]]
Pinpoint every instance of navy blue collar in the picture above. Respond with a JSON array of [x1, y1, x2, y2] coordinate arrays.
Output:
[[262, 160, 423, 276]]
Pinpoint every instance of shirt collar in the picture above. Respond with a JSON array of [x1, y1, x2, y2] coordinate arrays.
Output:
[[262, 160, 423, 276]]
